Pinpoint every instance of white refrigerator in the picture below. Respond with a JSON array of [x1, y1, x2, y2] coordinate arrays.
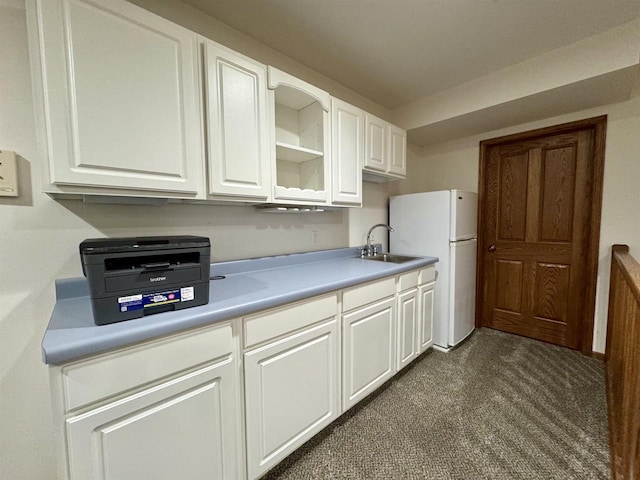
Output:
[[389, 190, 478, 350]]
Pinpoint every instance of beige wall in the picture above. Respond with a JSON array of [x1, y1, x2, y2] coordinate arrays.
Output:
[[129, 0, 392, 122], [0, 3, 385, 479], [392, 97, 640, 354], [348, 182, 392, 251]]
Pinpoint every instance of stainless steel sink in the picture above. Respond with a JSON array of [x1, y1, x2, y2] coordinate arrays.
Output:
[[362, 253, 420, 263]]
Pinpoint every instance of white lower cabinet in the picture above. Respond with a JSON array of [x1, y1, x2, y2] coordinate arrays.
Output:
[[397, 287, 419, 370], [66, 360, 236, 480], [342, 296, 395, 410], [244, 319, 340, 479], [49, 267, 437, 480], [418, 282, 435, 353], [52, 322, 243, 480]]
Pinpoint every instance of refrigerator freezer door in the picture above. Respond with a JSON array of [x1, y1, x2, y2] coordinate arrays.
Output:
[[449, 238, 477, 346], [450, 190, 477, 241]]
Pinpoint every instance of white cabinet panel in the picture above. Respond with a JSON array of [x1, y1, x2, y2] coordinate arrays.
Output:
[[61, 323, 232, 412], [204, 40, 271, 200], [397, 288, 418, 370], [244, 319, 339, 479], [343, 297, 395, 410], [243, 293, 337, 349], [66, 359, 239, 480], [418, 282, 435, 353], [331, 98, 363, 206], [30, 0, 203, 196], [342, 276, 396, 312], [363, 113, 406, 181], [388, 124, 407, 176], [364, 113, 387, 172]]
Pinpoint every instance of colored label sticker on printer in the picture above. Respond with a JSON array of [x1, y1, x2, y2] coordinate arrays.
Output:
[[180, 286, 194, 302], [118, 288, 188, 312]]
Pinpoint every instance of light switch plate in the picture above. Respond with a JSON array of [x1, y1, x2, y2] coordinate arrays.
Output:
[[0, 150, 18, 197]]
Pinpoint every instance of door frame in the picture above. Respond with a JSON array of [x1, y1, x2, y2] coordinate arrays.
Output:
[[476, 115, 607, 356]]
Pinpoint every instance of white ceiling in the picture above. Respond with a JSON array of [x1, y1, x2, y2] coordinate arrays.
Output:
[[182, 0, 640, 110]]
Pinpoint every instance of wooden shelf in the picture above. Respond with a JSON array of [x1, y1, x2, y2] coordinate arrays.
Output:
[[276, 142, 323, 163]]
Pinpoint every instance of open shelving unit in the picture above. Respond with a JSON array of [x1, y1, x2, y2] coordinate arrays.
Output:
[[269, 67, 330, 203]]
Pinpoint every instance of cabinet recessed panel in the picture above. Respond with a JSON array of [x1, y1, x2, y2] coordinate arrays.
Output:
[[495, 260, 523, 313], [69, 1, 185, 176], [218, 63, 262, 184], [36, 0, 203, 194], [498, 152, 528, 241], [388, 125, 406, 176], [258, 334, 332, 458], [331, 99, 363, 205], [346, 305, 394, 400], [244, 320, 338, 479], [65, 360, 238, 480], [533, 263, 570, 324], [539, 146, 577, 243], [205, 42, 270, 199], [365, 115, 386, 172], [397, 290, 417, 369], [419, 284, 434, 351]]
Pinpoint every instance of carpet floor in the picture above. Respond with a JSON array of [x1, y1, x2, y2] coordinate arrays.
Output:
[[263, 328, 609, 480]]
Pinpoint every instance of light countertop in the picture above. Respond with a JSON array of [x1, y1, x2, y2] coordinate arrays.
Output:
[[42, 247, 438, 365]]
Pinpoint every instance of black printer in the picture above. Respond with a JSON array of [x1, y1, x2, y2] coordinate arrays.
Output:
[[80, 236, 210, 325]]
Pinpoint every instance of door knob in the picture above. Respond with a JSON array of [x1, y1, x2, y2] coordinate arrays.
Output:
[[488, 244, 496, 252]]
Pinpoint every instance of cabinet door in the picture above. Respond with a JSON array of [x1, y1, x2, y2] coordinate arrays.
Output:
[[32, 0, 203, 196], [397, 288, 418, 370], [418, 282, 435, 353], [364, 113, 388, 172], [204, 40, 271, 200], [388, 124, 407, 177], [245, 319, 339, 479], [65, 358, 241, 480], [343, 297, 395, 410], [331, 98, 363, 206]]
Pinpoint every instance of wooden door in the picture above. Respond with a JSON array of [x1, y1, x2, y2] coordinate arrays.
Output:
[[478, 117, 606, 353]]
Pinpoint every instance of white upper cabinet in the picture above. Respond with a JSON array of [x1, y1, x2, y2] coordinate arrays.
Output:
[[388, 124, 407, 176], [364, 114, 388, 173], [268, 66, 331, 204], [204, 40, 271, 201], [29, 0, 204, 198], [364, 113, 407, 181], [330, 98, 363, 206]]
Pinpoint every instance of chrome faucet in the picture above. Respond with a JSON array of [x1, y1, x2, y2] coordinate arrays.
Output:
[[362, 223, 394, 257]]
